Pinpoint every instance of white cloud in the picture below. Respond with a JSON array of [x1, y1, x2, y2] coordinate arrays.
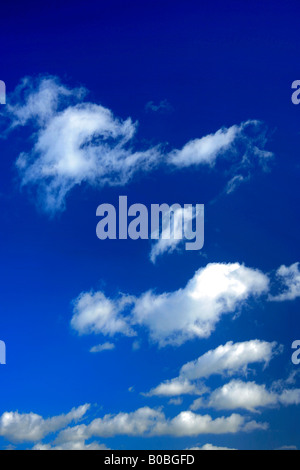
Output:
[[55, 407, 164, 443], [3, 77, 273, 214], [90, 342, 115, 353], [133, 263, 269, 346], [188, 444, 236, 450], [55, 407, 266, 444], [71, 263, 269, 347], [190, 380, 300, 413], [168, 125, 239, 167], [6, 76, 86, 127], [269, 263, 300, 301], [197, 380, 278, 413], [279, 389, 300, 406], [180, 340, 278, 380], [32, 440, 108, 450], [0, 404, 89, 443], [168, 120, 272, 170], [6, 77, 159, 214], [71, 291, 135, 337], [145, 378, 208, 397], [147, 340, 279, 398], [168, 398, 183, 406]]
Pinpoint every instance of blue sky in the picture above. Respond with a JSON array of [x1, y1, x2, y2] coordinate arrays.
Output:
[[0, 0, 300, 450]]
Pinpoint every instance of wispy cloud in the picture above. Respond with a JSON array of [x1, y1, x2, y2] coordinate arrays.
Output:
[[89, 342, 115, 353], [2, 76, 273, 214], [269, 262, 300, 301], [145, 99, 173, 113], [149, 204, 203, 263]]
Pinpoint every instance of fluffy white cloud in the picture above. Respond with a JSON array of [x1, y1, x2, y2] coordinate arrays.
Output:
[[71, 291, 135, 337], [145, 378, 208, 397], [269, 263, 300, 301], [133, 263, 269, 346], [71, 263, 269, 346], [3, 77, 273, 213], [0, 404, 89, 443], [195, 380, 277, 412], [55, 407, 266, 444], [90, 342, 115, 353], [180, 340, 278, 380], [190, 380, 300, 413], [146, 340, 279, 398]]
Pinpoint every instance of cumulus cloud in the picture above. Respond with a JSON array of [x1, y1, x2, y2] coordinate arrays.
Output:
[[193, 380, 277, 413], [146, 340, 279, 398], [269, 263, 300, 301], [190, 380, 300, 413], [71, 291, 135, 337], [2, 76, 273, 214], [0, 404, 89, 443], [144, 378, 208, 397], [55, 407, 266, 444], [132, 263, 269, 346], [71, 263, 270, 347], [180, 340, 278, 380]]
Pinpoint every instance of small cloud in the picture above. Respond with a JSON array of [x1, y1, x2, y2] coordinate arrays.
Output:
[[276, 445, 298, 450], [168, 398, 183, 406], [145, 99, 173, 114], [89, 342, 115, 353], [132, 341, 141, 351], [269, 262, 300, 302]]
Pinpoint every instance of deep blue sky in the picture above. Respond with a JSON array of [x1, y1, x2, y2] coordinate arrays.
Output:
[[0, 0, 300, 450]]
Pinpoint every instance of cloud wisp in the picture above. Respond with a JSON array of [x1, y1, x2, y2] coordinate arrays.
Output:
[[269, 263, 300, 302], [2, 76, 273, 214]]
